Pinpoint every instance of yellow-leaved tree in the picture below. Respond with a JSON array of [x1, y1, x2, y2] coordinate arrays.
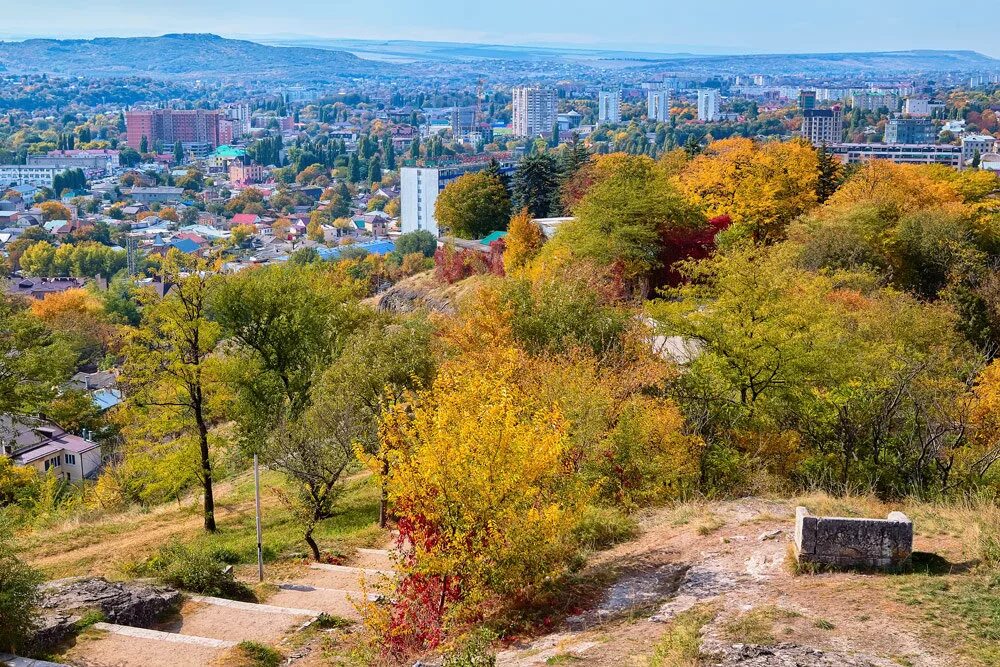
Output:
[[368, 345, 589, 654], [676, 137, 819, 242]]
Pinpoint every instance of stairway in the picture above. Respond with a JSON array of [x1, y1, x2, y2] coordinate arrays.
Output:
[[56, 547, 397, 667]]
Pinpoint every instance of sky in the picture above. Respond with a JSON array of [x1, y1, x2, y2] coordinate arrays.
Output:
[[3, 0, 998, 57]]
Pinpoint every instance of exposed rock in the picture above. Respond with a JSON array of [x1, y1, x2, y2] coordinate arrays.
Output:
[[31, 577, 180, 650], [703, 642, 885, 666], [376, 283, 456, 315]]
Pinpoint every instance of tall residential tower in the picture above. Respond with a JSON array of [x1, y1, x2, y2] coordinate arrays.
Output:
[[512, 86, 557, 138]]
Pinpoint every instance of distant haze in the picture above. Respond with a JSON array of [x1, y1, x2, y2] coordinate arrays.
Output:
[[2, 0, 999, 58]]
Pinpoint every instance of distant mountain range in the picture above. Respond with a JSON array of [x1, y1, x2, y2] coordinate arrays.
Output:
[[0, 33, 995, 82], [0, 33, 381, 81]]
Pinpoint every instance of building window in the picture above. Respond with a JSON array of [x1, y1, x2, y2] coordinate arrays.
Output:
[[66, 454, 76, 465]]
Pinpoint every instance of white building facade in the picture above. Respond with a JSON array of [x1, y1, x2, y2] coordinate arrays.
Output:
[[697, 90, 720, 122], [647, 89, 671, 122], [400, 167, 441, 236], [512, 85, 557, 138], [598, 90, 622, 125], [0, 165, 63, 188]]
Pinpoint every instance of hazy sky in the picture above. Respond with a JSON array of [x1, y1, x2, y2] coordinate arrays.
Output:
[[3, 0, 998, 57]]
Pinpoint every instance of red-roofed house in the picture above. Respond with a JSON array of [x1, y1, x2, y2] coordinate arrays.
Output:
[[231, 213, 261, 226]]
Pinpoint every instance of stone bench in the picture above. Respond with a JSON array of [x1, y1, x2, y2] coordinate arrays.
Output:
[[794, 506, 912, 569]]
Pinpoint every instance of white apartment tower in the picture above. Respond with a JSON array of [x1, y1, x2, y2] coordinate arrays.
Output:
[[647, 89, 671, 122], [697, 89, 720, 122], [512, 85, 557, 138], [598, 90, 622, 125]]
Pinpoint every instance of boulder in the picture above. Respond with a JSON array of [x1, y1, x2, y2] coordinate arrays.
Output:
[[31, 577, 180, 650]]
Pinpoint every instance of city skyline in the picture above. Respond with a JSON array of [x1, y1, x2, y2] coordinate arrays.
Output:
[[3, 0, 999, 58]]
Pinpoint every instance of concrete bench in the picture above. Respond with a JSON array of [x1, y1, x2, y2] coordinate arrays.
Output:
[[794, 506, 912, 569]]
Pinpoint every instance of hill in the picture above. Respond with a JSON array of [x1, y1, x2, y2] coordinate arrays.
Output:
[[0, 33, 384, 81]]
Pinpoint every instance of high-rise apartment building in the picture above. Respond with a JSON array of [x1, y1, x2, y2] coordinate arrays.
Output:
[[884, 116, 936, 145], [697, 90, 720, 122], [598, 90, 622, 125], [512, 86, 557, 138], [125, 109, 224, 151], [798, 90, 817, 110], [647, 89, 671, 122], [223, 104, 252, 138], [801, 106, 843, 146]]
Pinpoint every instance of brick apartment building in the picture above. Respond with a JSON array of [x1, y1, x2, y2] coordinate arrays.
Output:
[[126, 109, 225, 151]]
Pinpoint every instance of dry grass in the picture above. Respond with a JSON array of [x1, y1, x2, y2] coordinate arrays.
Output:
[[648, 604, 717, 667]]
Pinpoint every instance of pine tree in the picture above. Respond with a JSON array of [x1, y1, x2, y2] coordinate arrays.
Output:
[[815, 142, 842, 203], [512, 152, 562, 218], [139, 135, 149, 154], [173, 141, 184, 165]]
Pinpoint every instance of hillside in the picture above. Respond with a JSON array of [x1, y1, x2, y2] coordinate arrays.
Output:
[[0, 33, 384, 81], [19, 491, 998, 666]]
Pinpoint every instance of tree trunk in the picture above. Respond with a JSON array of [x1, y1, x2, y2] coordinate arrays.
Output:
[[379, 455, 390, 529], [304, 525, 321, 561], [195, 390, 216, 532]]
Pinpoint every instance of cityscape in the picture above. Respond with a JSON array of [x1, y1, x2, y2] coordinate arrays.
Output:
[[1, 12, 1000, 667]]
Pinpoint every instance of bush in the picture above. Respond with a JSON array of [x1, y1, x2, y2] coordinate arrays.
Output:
[[0, 522, 43, 653], [233, 640, 283, 667], [136, 540, 255, 601], [573, 505, 639, 551]]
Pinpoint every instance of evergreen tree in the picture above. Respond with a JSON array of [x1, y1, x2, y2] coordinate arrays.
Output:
[[348, 154, 361, 183], [410, 137, 420, 160], [512, 152, 562, 218], [815, 142, 842, 203], [561, 133, 590, 178], [139, 135, 149, 154], [368, 158, 382, 185], [173, 141, 184, 165]]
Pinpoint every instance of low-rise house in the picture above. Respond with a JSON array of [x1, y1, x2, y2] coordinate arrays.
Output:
[[231, 213, 262, 227], [6, 276, 89, 300], [1, 416, 103, 482]]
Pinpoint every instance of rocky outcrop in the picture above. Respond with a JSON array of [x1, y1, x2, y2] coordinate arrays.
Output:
[[375, 282, 456, 315], [31, 578, 180, 650], [704, 643, 883, 666]]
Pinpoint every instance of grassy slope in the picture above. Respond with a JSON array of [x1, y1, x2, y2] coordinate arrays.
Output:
[[17, 470, 383, 580]]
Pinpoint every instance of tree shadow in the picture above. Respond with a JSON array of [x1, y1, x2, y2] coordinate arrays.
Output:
[[905, 551, 978, 575]]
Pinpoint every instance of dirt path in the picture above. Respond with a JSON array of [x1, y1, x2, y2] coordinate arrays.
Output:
[[497, 498, 964, 667], [23, 477, 248, 577]]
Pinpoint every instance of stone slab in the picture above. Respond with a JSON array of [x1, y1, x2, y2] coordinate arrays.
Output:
[[793, 506, 912, 568]]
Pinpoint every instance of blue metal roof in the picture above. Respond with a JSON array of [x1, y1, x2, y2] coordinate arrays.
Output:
[[316, 239, 396, 260], [92, 388, 123, 411], [169, 238, 201, 254]]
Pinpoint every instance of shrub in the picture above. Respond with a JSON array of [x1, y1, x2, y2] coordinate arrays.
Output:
[[0, 522, 43, 653], [572, 505, 639, 551], [137, 540, 255, 601], [233, 640, 283, 667]]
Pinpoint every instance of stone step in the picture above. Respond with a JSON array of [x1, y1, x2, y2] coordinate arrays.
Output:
[[0, 654, 71, 667], [61, 623, 233, 667], [351, 547, 396, 570], [265, 584, 379, 620], [292, 563, 394, 592], [153, 596, 317, 643]]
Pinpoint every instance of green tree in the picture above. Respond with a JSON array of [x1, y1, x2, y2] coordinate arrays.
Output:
[[139, 135, 149, 154], [122, 258, 221, 531], [816, 142, 842, 203], [394, 229, 438, 258], [512, 152, 562, 218], [173, 141, 184, 165], [0, 522, 42, 654], [434, 171, 510, 239], [211, 264, 370, 449]]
